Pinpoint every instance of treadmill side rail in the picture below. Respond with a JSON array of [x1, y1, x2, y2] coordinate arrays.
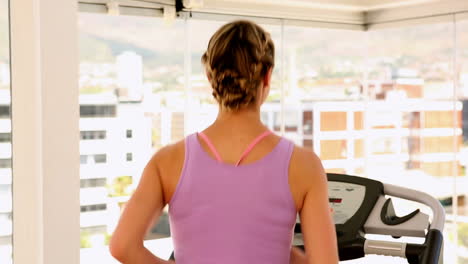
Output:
[[421, 229, 444, 264], [383, 183, 445, 232], [364, 240, 407, 258], [364, 196, 429, 237]]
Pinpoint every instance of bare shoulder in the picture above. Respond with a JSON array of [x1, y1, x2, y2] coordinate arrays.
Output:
[[291, 145, 321, 166], [147, 139, 186, 204], [288, 145, 327, 212], [148, 139, 185, 167], [290, 145, 324, 180]]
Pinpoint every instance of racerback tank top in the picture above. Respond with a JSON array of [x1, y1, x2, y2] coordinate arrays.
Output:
[[168, 132, 297, 264]]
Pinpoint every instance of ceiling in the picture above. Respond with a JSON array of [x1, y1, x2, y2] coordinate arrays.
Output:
[[216, 0, 441, 11], [78, 0, 468, 29]]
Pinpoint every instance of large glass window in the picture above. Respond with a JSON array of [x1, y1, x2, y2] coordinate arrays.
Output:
[[78, 12, 184, 263], [283, 26, 366, 164], [187, 19, 224, 134], [78, 10, 468, 264], [0, 0, 11, 263], [368, 22, 459, 263], [456, 16, 468, 264]]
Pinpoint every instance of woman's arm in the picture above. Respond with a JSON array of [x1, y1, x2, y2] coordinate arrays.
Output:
[[292, 149, 339, 264], [290, 246, 307, 264], [109, 148, 173, 264]]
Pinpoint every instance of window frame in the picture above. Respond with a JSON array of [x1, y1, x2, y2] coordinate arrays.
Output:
[[10, 1, 79, 264]]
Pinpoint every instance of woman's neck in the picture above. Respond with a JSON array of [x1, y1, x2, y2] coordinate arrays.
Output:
[[210, 106, 267, 134]]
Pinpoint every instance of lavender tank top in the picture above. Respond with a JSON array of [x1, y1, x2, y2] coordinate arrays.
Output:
[[168, 133, 297, 264]]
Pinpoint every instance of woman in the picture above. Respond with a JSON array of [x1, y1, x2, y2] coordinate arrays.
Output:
[[109, 20, 338, 264]]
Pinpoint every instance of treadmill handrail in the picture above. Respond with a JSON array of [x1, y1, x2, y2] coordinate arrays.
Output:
[[364, 239, 407, 258], [383, 183, 445, 232]]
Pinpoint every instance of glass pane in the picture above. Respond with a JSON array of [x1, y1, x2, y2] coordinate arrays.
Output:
[[261, 23, 282, 132], [187, 19, 224, 134], [283, 26, 366, 169], [78, 13, 184, 263], [0, 0, 11, 263], [456, 16, 468, 264], [76, 12, 462, 264], [368, 22, 457, 263]]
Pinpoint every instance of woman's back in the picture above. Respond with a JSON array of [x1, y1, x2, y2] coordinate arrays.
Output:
[[155, 121, 335, 263], [166, 130, 296, 264]]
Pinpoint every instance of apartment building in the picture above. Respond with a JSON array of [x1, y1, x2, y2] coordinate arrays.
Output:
[[79, 93, 152, 241], [0, 90, 152, 247], [0, 90, 11, 249]]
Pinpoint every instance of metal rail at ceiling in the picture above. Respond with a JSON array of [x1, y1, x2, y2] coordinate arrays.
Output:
[[78, 0, 468, 30]]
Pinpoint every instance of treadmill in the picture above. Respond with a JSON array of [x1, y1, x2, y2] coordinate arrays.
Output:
[[294, 173, 445, 264]]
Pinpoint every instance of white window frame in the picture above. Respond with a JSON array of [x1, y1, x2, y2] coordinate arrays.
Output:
[[10, 1, 79, 264]]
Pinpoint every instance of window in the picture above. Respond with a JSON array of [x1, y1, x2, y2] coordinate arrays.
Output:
[[93, 154, 106, 164], [80, 178, 107, 188], [0, 213, 11, 221], [0, 106, 9, 119], [80, 155, 87, 165], [369, 22, 462, 262], [463, 100, 468, 142], [274, 110, 299, 132], [80, 131, 106, 140], [80, 204, 107, 213], [80, 105, 116, 118], [456, 17, 468, 264], [79, 13, 183, 261], [77, 10, 468, 263], [80, 154, 106, 165], [0, 159, 11, 169], [0, 133, 10, 143], [302, 111, 313, 136], [283, 26, 366, 162], [81, 226, 106, 234]]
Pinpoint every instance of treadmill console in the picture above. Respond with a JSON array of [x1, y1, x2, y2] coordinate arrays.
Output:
[[328, 181, 366, 225], [294, 173, 443, 264], [295, 173, 384, 260]]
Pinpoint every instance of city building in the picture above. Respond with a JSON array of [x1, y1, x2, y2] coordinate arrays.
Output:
[[0, 90, 11, 249], [0, 91, 155, 247], [79, 93, 152, 243], [116, 51, 144, 101]]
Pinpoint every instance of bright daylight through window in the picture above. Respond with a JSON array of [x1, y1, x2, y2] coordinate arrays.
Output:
[[78, 10, 468, 264], [0, 0, 12, 263]]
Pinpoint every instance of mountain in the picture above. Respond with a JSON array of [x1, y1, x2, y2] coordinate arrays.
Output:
[[78, 13, 185, 67]]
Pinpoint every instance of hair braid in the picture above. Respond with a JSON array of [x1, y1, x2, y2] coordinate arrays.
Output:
[[202, 20, 275, 111]]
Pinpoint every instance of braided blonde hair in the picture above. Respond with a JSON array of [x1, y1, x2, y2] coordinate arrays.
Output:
[[202, 20, 275, 111]]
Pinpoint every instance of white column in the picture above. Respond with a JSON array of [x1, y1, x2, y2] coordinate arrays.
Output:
[[10, 0, 79, 264]]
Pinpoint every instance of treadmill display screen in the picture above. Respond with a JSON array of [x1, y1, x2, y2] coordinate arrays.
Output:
[[328, 181, 366, 224], [329, 198, 343, 203]]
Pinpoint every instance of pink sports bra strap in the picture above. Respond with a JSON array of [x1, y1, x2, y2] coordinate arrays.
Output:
[[235, 130, 273, 166], [198, 132, 223, 162]]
